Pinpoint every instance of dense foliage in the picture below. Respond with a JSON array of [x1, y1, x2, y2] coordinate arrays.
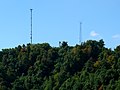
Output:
[[0, 40, 120, 90]]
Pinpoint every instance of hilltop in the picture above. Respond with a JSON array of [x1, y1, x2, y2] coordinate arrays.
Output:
[[0, 39, 120, 90]]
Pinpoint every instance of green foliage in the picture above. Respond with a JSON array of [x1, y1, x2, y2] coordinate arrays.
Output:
[[0, 39, 120, 90]]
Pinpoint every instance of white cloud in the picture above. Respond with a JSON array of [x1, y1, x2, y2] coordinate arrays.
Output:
[[90, 31, 99, 37], [112, 34, 120, 39]]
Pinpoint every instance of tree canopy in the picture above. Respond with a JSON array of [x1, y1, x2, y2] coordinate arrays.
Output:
[[0, 40, 120, 90]]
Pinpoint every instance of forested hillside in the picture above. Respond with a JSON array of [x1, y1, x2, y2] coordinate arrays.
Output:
[[0, 39, 120, 90]]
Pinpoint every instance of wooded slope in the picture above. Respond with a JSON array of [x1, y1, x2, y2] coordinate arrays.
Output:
[[0, 40, 120, 90]]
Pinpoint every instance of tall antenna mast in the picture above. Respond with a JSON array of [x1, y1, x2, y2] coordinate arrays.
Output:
[[30, 9, 33, 44], [79, 22, 82, 44]]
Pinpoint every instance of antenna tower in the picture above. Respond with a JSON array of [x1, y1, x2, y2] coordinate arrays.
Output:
[[30, 9, 33, 44], [79, 22, 82, 44]]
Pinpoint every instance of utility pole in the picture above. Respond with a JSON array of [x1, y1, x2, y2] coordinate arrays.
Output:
[[30, 9, 33, 44]]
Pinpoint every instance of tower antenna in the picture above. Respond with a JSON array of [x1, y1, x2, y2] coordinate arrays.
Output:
[[30, 9, 33, 44], [79, 22, 82, 44]]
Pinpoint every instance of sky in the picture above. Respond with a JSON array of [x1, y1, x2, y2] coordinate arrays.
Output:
[[0, 0, 120, 50]]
